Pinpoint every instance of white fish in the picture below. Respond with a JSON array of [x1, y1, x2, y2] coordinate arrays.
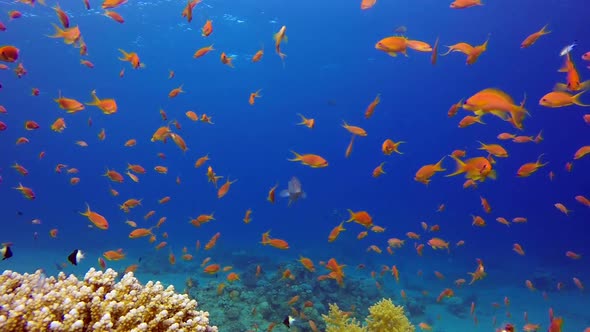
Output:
[[560, 41, 577, 56]]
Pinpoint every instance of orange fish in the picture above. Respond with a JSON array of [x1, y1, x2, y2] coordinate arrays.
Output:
[[288, 151, 328, 168], [360, 0, 376, 10], [517, 154, 548, 177], [328, 222, 346, 242], [104, 10, 125, 23], [86, 90, 117, 114], [202, 20, 213, 37], [375, 36, 408, 57], [249, 89, 262, 105], [539, 90, 588, 108], [53, 3, 70, 28], [217, 177, 237, 199], [382, 139, 405, 155], [415, 157, 446, 185], [169, 84, 184, 98], [80, 203, 109, 230], [273, 26, 288, 61], [102, 0, 127, 9], [345, 209, 373, 228], [194, 45, 214, 58], [574, 145, 590, 160], [103, 249, 125, 261], [450, 0, 482, 9], [513, 243, 525, 255], [267, 183, 278, 203], [0, 45, 19, 62], [446, 155, 496, 182], [554, 203, 571, 215], [521, 24, 550, 48], [220, 52, 234, 67], [252, 47, 264, 62], [55, 91, 85, 113], [118, 49, 143, 69], [47, 24, 81, 45], [342, 121, 367, 136], [14, 183, 35, 199], [364, 94, 381, 119], [296, 113, 315, 129], [372, 162, 386, 178]]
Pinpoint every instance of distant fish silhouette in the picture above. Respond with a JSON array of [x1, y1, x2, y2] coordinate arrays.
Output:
[[394, 25, 407, 34]]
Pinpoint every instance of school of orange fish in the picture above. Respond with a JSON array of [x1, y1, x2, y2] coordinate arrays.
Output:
[[1, 0, 590, 331]]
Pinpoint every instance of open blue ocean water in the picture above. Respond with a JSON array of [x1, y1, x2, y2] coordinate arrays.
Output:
[[0, 0, 589, 330]]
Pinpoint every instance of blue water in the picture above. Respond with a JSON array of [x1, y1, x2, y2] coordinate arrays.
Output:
[[1, 0, 589, 331]]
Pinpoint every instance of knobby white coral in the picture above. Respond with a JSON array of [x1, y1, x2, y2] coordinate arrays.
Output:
[[0, 268, 218, 332]]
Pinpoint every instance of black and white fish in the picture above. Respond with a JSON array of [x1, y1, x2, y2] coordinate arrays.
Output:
[[1, 244, 12, 260], [282, 315, 296, 328], [67, 249, 84, 265], [280, 176, 306, 206]]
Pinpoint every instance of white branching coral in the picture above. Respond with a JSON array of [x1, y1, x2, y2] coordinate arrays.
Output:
[[0, 268, 218, 332]]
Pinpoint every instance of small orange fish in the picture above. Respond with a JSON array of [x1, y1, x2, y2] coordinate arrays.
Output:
[[288, 151, 328, 168], [364, 94, 381, 119], [168, 84, 184, 98], [220, 52, 234, 68], [249, 89, 262, 105], [194, 45, 214, 58], [104, 10, 125, 23], [202, 20, 213, 37], [521, 24, 550, 48]]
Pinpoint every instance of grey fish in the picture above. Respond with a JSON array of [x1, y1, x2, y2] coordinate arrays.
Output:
[[280, 177, 306, 206]]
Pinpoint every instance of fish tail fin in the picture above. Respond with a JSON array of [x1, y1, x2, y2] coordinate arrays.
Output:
[[296, 113, 306, 124], [375, 93, 381, 104], [445, 155, 465, 177], [475, 115, 486, 124], [540, 24, 551, 35], [287, 150, 302, 162], [345, 209, 354, 223], [572, 90, 590, 107], [47, 23, 64, 38], [118, 49, 129, 61], [440, 46, 454, 56], [536, 153, 549, 167], [553, 83, 568, 92], [487, 169, 497, 180], [85, 89, 100, 106], [579, 80, 590, 91], [80, 202, 90, 216], [434, 156, 446, 171]]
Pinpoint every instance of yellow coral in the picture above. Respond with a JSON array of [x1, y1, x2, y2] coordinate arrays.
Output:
[[0, 268, 218, 332], [322, 303, 367, 332], [365, 298, 414, 332]]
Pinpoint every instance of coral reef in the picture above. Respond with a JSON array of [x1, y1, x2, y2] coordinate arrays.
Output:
[[322, 298, 414, 332], [322, 303, 366, 332], [365, 298, 415, 332], [0, 268, 217, 332]]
